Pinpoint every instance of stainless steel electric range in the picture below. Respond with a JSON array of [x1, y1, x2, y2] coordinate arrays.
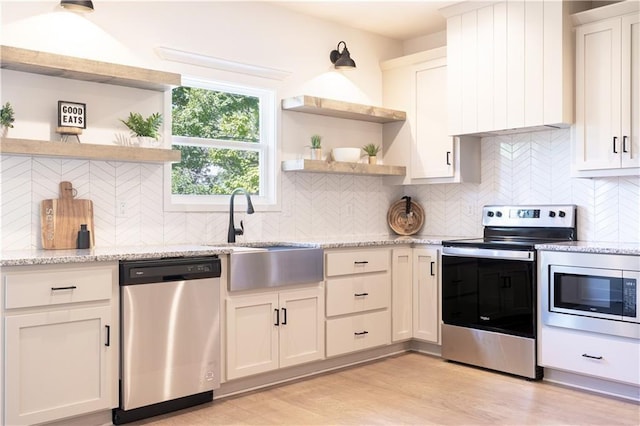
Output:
[[441, 204, 577, 379]]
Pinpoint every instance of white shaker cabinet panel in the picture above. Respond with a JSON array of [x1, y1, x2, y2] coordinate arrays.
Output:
[[414, 63, 454, 179], [493, 2, 508, 131], [226, 285, 325, 380], [477, 5, 495, 133], [441, 0, 582, 136], [461, 10, 479, 134], [507, 0, 526, 130], [573, 3, 640, 176], [381, 48, 480, 185], [447, 15, 463, 135], [412, 248, 440, 344], [524, 0, 544, 128], [391, 248, 413, 342]]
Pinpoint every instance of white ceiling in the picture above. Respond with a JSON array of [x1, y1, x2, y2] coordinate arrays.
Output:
[[271, 1, 456, 41]]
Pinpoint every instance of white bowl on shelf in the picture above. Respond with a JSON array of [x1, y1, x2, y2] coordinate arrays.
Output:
[[332, 147, 361, 163]]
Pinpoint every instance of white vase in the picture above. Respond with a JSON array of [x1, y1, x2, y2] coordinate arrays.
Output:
[[137, 136, 159, 147], [310, 148, 322, 160], [1, 126, 8, 138]]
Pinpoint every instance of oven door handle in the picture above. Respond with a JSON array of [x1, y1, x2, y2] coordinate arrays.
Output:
[[442, 246, 535, 261]]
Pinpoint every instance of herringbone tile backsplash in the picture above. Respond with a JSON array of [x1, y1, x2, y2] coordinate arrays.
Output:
[[1, 128, 639, 250]]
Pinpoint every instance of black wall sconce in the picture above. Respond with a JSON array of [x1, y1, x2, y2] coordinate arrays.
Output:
[[330, 41, 356, 69], [60, 1, 94, 13]]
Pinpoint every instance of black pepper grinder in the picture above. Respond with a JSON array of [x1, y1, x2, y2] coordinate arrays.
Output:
[[77, 224, 91, 249]]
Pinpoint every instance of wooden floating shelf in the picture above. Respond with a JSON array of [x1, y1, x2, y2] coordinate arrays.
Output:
[[0, 138, 181, 163], [0, 45, 181, 91], [281, 95, 406, 123], [282, 159, 406, 176]]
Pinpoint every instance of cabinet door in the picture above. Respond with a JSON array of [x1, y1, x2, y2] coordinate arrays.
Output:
[[5, 306, 112, 426], [391, 248, 413, 342], [278, 286, 324, 368], [575, 18, 623, 171], [413, 249, 439, 343], [413, 62, 454, 179], [226, 293, 279, 379], [621, 12, 640, 168]]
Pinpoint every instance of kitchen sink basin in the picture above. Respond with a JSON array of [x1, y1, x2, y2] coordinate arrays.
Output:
[[228, 245, 323, 291]]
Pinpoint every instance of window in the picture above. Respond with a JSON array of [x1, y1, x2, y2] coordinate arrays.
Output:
[[165, 77, 277, 211]]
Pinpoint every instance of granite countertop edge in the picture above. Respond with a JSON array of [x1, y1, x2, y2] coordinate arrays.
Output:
[[1, 237, 638, 266]]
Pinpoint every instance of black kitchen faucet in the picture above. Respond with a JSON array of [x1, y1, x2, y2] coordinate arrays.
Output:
[[227, 188, 255, 243]]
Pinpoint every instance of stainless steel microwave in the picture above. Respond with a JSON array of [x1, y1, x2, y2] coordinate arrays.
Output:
[[539, 251, 640, 340], [550, 265, 639, 323]]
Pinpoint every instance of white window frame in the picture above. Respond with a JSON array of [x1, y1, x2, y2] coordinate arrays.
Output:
[[163, 77, 278, 212]]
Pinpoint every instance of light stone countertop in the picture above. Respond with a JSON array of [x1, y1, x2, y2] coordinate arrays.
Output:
[[1, 236, 638, 266], [535, 241, 640, 256], [0, 236, 448, 267]]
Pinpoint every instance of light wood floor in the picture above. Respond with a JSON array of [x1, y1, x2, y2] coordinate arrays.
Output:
[[133, 352, 639, 425]]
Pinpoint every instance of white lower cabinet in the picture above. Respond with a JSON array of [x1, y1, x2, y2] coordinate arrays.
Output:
[[325, 248, 391, 357], [2, 263, 118, 426], [539, 325, 640, 386], [226, 285, 324, 380], [391, 248, 413, 341], [391, 247, 441, 344], [412, 248, 440, 344]]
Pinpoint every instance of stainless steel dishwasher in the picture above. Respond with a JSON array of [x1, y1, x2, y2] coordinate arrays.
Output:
[[113, 256, 221, 425]]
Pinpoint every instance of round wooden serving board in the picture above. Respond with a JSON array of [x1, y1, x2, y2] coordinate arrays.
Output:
[[387, 197, 425, 236]]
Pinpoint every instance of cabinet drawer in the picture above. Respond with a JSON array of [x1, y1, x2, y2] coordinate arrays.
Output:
[[540, 326, 640, 386], [326, 274, 390, 317], [326, 310, 390, 357], [4, 266, 113, 309], [326, 249, 389, 277]]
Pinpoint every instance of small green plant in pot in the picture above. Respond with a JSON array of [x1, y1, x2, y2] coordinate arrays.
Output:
[[362, 143, 381, 164], [120, 112, 163, 145], [309, 134, 322, 160], [1, 102, 15, 137]]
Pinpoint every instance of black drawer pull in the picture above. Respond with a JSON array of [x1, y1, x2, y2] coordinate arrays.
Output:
[[105, 325, 111, 347], [446, 151, 452, 165], [354, 261, 369, 265], [613, 136, 618, 153], [354, 292, 369, 297], [430, 261, 435, 276], [623, 135, 629, 153], [282, 307, 287, 325], [274, 308, 280, 326], [354, 331, 369, 336], [582, 353, 603, 360], [51, 286, 77, 291]]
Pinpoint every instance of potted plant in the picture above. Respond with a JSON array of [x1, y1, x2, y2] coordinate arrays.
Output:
[[1, 102, 15, 137], [119, 112, 163, 146], [362, 143, 381, 164], [309, 134, 322, 160]]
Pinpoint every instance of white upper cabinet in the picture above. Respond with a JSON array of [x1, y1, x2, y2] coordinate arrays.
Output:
[[573, 1, 640, 176], [441, 0, 586, 136], [381, 48, 480, 185]]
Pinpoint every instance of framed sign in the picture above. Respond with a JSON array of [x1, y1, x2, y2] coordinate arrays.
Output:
[[58, 101, 86, 129]]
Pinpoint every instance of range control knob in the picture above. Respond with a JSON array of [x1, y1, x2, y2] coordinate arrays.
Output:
[[487, 211, 495, 217], [549, 211, 556, 218], [559, 211, 566, 218], [496, 211, 503, 218]]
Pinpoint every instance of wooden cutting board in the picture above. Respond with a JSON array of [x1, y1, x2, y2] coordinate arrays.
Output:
[[41, 181, 95, 249]]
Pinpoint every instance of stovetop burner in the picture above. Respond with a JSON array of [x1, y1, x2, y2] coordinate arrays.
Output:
[[442, 205, 578, 250]]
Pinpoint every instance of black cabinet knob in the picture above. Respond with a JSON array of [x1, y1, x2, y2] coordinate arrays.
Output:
[[559, 211, 566, 218], [549, 211, 556, 217]]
